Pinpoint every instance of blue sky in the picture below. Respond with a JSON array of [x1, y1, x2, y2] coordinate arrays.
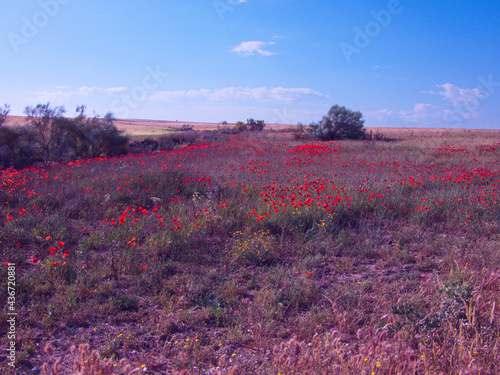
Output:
[[1, 0, 499, 128]]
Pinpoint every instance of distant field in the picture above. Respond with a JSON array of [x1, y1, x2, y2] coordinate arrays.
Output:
[[4, 116, 294, 137]]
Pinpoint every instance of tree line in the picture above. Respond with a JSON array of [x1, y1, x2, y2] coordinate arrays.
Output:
[[0, 103, 129, 169]]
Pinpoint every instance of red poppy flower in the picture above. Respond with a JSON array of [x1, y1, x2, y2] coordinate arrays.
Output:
[[58, 241, 65, 247], [52, 262, 59, 267], [46, 236, 52, 241]]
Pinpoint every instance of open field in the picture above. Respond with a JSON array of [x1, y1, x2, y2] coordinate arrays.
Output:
[[1, 129, 500, 374]]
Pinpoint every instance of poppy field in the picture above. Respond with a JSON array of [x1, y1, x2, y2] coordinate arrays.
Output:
[[1, 129, 500, 374]]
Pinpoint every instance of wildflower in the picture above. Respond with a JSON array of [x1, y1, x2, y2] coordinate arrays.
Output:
[[58, 241, 65, 247], [31, 257, 38, 263], [6, 216, 13, 221], [53, 262, 59, 267], [141, 265, 147, 269], [46, 236, 52, 241]]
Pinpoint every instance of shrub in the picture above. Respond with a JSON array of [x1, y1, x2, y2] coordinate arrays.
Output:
[[129, 138, 159, 154], [246, 118, 266, 131], [24, 102, 66, 160], [0, 104, 10, 126], [0, 125, 42, 169], [234, 121, 246, 132], [1, 104, 129, 169], [309, 104, 365, 140], [70, 108, 129, 158], [292, 122, 311, 140]]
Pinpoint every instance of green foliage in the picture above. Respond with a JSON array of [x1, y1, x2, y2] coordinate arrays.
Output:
[[24, 102, 67, 159], [110, 295, 139, 312], [0, 125, 41, 169], [246, 118, 266, 131], [233, 118, 266, 132], [234, 121, 246, 132], [309, 104, 365, 140], [225, 229, 275, 265], [0, 103, 129, 168]]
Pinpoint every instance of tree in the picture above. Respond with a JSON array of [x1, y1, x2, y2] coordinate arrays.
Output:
[[0, 104, 10, 127], [234, 121, 247, 132], [246, 118, 266, 131], [310, 105, 365, 140], [67, 106, 129, 158], [24, 103, 66, 159]]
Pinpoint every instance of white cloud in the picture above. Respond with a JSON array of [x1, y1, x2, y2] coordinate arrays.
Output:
[[365, 82, 491, 127], [365, 103, 454, 126], [32, 90, 74, 102], [231, 41, 276, 57], [78, 87, 103, 96], [105, 87, 128, 93], [422, 83, 487, 106], [148, 87, 328, 102], [33, 86, 129, 101], [400, 103, 448, 122], [34, 86, 327, 104]]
